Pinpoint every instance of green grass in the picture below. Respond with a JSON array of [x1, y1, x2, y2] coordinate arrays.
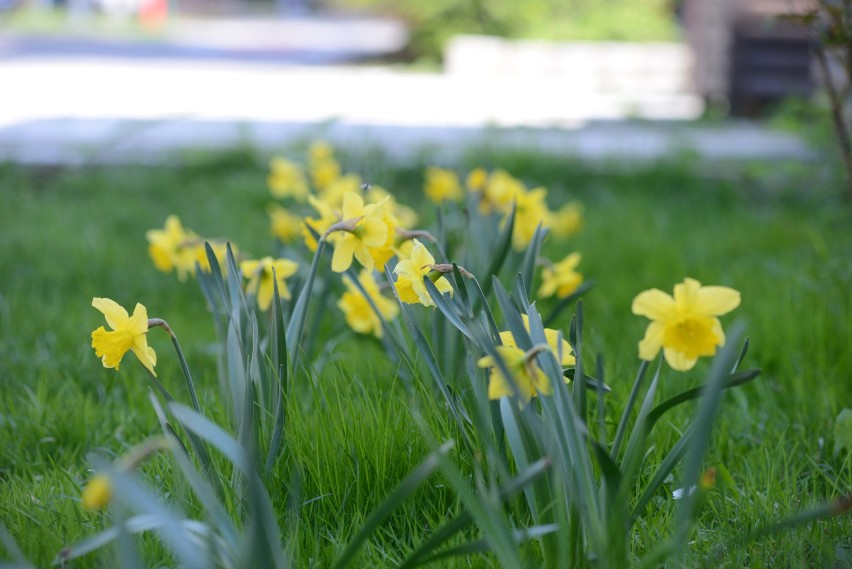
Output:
[[0, 149, 850, 567]]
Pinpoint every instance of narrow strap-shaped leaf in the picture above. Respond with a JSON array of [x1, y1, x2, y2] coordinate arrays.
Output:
[[478, 203, 516, 300], [518, 224, 547, 297], [285, 227, 327, 368], [631, 425, 695, 521], [492, 277, 532, 351], [411, 524, 559, 568], [423, 277, 473, 341], [611, 360, 651, 459], [168, 403, 252, 475]]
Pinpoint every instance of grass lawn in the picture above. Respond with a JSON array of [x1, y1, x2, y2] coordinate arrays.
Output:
[[0, 148, 850, 567]]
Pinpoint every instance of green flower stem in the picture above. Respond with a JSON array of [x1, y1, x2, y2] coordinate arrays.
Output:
[[148, 318, 201, 414], [611, 359, 650, 459]]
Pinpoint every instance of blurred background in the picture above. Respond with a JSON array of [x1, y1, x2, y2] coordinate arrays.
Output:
[[0, 0, 831, 164]]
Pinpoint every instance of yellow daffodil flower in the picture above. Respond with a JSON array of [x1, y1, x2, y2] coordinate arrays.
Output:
[[482, 169, 525, 214], [466, 167, 488, 192], [632, 277, 741, 371], [240, 257, 299, 311], [268, 204, 303, 244], [320, 173, 362, 210], [303, 195, 340, 252], [330, 192, 389, 273], [267, 157, 309, 201], [145, 215, 199, 281], [511, 187, 550, 250], [424, 167, 462, 203], [499, 314, 575, 367], [308, 141, 341, 190], [478, 345, 552, 404], [393, 239, 452, 307], [538, 252, 583, 299], [337, 270, 399, 338], [194, 241, 236, 275], [547, 201, 583, 238], [91, 298, 157, 376], [81, 473, 113, 511], [367, 185, 418, 229]]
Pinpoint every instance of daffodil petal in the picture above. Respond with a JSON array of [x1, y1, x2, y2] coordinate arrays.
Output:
[[638, 321, 665, 361], [673, 278, 701, 311], [128, 303, 150, 336], [331, 235, 358, 273], [695, 286, 741, 317], [631, 289, 676, 320], [257, 273, 275, 311], [131, 342, 157, 377], [92, 298, 129, 330], [663, 348, 697, 371]]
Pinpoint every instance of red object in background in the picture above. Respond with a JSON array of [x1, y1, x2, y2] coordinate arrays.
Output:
[[139, 0, 168, 29]]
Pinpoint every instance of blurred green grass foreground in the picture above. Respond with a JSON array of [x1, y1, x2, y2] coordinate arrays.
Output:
[[0, 145, 850, 566]]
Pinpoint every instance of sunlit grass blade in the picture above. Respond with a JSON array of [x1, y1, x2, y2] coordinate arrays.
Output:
[[412, 524, 559, 567], [330, 441, 454, 569], [399, 457, 551, 569]]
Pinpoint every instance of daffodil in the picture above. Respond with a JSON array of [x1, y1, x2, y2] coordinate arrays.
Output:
[[308, 141, 341, 190], [81, 473, 112, 511], [145, 215, 199, 281], [366, 185, 418, 229], [268, 204, 303, 244], [466, 167, 488, 193], [632, 277, 741, 371], [320, 173, 362, 210], [91, 298, 157, 376], [547, 201, 583, 238], [393, 239, 452, 307], [482, 169, 524, 214], [303, 195, 340, 252], [240, 257, 299, 311], [478, 345, 552, 404], [424, 167, 462, 203], [511, 186, 550, 250], [338, 270, 399, 338], [330, 192, 389, 273], [267, 157, 308, 201], [194, 241, 236, 275], [499, 314, 575, 367], [538, 252, 583, 299]]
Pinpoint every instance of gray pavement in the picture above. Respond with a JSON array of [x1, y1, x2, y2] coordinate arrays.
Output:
[[0, 17, 817, 165]]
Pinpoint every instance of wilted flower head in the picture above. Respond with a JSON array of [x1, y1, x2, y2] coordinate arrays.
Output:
[[632, 278, 741, 371], [90, 298, 157, 376]]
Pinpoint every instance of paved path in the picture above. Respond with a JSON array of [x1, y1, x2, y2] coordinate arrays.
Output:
[[0, 19, 816, 165]]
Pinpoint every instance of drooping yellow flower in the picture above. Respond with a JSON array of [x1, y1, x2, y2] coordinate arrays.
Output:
[[499, 314, 575, 367], [392, 239, 452, 307], [466, 167, 488, 193], [240, 257, 299, 311], [194, 241, 236, 275], [308, 141, 341, 190], [547, 201, 583, 238], [424, 167, 463, 203], [330, 192, 389, 273], [145, 215, 199, 281], [91, 298, 157, 376], [511, 187, 551, 250], [478, 345, 552, 404], [268, 204, 303, 244], [267, 157, 309, 201], [538, 252, 583, 299], [337, 270, 399, 338], [81, 473, 113, 511], [632, 278, 741, 371]]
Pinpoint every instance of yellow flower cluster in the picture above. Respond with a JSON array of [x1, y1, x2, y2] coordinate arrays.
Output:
[[146, 215, 235, 281]]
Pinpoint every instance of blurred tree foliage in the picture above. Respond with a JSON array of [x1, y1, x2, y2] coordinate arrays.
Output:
[[322, 0, 678, 62]]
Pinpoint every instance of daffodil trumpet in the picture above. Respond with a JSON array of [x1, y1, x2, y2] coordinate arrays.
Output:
[[81, 436, 170, 511]]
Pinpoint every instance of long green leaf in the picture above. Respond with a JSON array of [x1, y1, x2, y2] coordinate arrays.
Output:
[[478, 203, 516, 300]]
